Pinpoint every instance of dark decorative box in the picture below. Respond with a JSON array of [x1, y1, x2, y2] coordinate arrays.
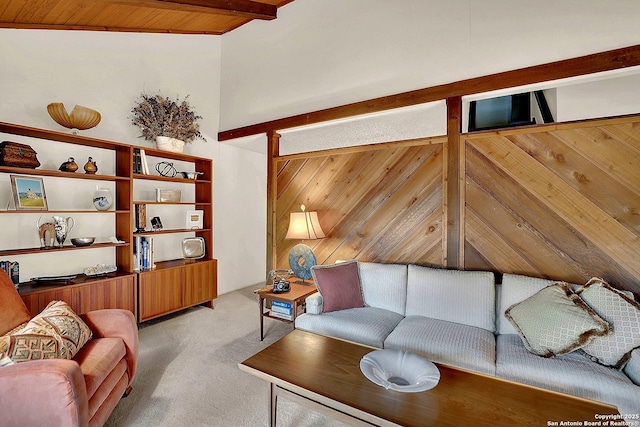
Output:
[[0, 141, 41, 168]]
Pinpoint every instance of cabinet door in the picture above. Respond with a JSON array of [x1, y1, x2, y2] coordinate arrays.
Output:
[[21, 287, 75, 317], [75, 275, 136, 316], [183, 260, 217, 308], [138, 268, 184, 321]]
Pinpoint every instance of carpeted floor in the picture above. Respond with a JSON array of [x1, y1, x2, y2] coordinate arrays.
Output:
[[105, 285, 348, 427]]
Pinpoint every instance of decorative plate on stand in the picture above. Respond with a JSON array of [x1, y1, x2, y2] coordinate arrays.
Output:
[[288, 243, 316, 280]]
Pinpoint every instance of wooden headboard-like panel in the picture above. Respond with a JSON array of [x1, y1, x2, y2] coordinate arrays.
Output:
[[274, 115, 640, 294]]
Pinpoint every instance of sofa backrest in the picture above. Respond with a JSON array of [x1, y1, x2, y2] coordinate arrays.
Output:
[[406, 265, 496, 333], [0, 271, 31, 335], [359, 262, 407, 316], [497, 273, 555, 335]]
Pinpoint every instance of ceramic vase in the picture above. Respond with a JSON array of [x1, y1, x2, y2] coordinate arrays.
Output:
[[93, 187, 113, 211], [156, 136, 185, 153]]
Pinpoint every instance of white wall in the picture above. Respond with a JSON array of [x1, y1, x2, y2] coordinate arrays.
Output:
[[557, 74, 640, 122], [220, 0, 640, 132], [0, 29, 266, 294]]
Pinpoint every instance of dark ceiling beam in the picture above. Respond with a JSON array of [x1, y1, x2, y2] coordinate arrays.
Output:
[[218, 44, 640, 141], [94, 0, 277, 20]]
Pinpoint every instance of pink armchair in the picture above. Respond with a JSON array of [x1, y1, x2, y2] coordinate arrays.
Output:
[[0, 272, 139, 427]]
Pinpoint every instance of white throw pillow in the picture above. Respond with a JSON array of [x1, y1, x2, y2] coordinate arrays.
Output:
[[505, 283, 611, 357], [577, 278, 640, 369]]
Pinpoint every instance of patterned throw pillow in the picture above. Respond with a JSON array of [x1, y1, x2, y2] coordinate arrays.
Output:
[[577, 278, 640, 369], [311, 260, 365, 313], [0, 321, 29, 362], [505, 283, 611, 357], [3, 301, 92, 362]]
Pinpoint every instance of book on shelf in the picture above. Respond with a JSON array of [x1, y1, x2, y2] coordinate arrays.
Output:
[[134, 235, 155, 271], [271, 300, 292, 309], [269, 310, 293, 321], [133, 148, 142, 174], [271, 305, 293, 315], [140, 149, 150, 175], [270, 300, 293, 315]]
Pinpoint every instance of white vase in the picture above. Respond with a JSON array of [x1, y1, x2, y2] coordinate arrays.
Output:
[[93, 187, 113, 211], [156, 136, 185, 153]]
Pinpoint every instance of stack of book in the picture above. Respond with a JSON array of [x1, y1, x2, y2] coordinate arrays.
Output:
[[133, 236, 155, 271], [0, 261, 19, 285], [270, 300, 293, 321], [133, 148, 150, 175]]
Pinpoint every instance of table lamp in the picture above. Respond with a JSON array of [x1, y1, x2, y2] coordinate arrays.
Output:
[[285, 204, 326, 284]]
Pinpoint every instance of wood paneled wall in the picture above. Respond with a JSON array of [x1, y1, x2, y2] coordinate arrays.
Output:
[[275, 137, 446, 268], [273, 115, 640, 295], [463, 116, 640, 293]]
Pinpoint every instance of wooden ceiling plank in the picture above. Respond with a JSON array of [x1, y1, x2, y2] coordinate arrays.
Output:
[[42, 1, 90, 25], [91, 0, 276, 20], [219, 44, 640, 141], [0, 0, 30, 22], [12, 0, 51, 22], [13, 0, 59, 22]]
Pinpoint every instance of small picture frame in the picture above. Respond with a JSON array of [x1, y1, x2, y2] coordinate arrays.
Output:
[[10, 175, 48, 210], [151, 216, 163, 231], [186, 210, 203, 230]]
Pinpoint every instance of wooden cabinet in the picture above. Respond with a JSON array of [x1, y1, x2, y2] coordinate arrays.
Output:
[[184, 259, 217, 308], [138, 259, 217, 322], [19, 272, 136, 317], [0, 121, 217, 322]]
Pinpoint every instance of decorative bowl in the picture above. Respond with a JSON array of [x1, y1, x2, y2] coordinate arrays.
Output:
[[47, 103, 102, 131], [360, 349, 440, 393], [71, 237, 95, 247], [180, 171, 203, 180]]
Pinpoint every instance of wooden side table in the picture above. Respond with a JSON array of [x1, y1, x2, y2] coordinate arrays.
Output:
[[256, 279, 317, 341]]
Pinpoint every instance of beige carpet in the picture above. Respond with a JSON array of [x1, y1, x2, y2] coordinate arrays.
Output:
[[105, 285, 348, 427]]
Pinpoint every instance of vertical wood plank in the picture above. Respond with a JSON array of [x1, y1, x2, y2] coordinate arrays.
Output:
[[266, 131, 280, 274], [446, 96, 462, 269]]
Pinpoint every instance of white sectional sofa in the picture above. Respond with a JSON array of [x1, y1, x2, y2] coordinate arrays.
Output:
[[294, 261, 640, 415]]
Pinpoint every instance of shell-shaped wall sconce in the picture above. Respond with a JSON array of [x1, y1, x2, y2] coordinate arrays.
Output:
[[47, 103, 101, 132]]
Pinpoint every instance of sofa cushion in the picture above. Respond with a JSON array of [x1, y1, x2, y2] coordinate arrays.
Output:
[[0, 271, 31, 336], [577, 278, 640, 369], [4, 301, 93, 362], [497, 334, 640, 415], [359, 262, 407, 315], [505, 283, 610, 357], [406, 265, 495, 332], [295, 307, 404, 348], [311, 260, 365, 313], [625, 349, 640, 386], [498, 273, 555, 335], [384, 316, 496, 375]]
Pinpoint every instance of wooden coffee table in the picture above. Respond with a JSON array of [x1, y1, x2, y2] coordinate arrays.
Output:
[[239, 329, 619, 427]]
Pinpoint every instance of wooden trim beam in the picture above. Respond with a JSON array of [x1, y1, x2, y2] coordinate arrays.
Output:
[[445, 97, 462, 269], [219, 44, 640, 141], [266, 131, 281, 274], [92, 0, 277, 20]]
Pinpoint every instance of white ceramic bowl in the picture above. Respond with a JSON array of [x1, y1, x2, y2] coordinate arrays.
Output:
[[360, 349, 440, 392]]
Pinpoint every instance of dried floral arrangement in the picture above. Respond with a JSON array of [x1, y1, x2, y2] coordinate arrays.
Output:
[[131, 94, 206, 143]]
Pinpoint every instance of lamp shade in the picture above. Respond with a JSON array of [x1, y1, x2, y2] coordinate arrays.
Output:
[[285, 210, 326, 240]]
